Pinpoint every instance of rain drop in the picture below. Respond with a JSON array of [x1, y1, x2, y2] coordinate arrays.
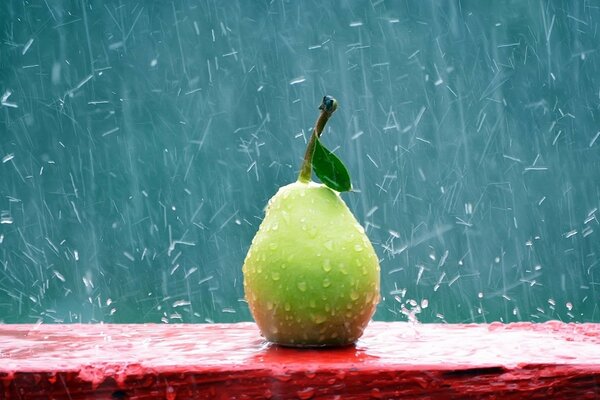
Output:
[[339, 263, 348, 275], [296, 387, 314, 400]]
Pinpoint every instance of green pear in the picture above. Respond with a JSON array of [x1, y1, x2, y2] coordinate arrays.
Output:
[[243, 182, 380, 347], [243, 96, 380, 347]]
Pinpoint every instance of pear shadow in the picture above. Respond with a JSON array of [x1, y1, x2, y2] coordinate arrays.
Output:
[[250, 340, 380, 366]]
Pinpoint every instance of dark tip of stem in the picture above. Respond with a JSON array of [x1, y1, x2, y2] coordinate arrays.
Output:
[[319, 95, 338, 114]]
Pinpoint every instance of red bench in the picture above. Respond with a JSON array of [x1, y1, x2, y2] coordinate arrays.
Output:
[[1, 321, 599, 399]]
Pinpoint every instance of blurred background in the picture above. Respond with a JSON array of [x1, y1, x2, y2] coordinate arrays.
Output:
[[1, 1, 599, 324]]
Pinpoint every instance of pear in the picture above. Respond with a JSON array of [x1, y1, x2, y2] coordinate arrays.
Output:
[[242, 96, 380, 347], [243, 181, 380, 346]]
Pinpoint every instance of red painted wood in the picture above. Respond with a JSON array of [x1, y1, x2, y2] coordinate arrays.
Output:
[[0, 321, 599, 399]]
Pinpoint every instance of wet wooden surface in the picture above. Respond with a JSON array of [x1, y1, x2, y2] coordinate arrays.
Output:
[[1, 321, 599, 399]]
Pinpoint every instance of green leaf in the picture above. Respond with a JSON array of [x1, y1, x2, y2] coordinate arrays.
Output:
[[312, 138, 352, 192]]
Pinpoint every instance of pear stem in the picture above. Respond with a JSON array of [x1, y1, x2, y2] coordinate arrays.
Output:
[[298, 96, 338, 183]]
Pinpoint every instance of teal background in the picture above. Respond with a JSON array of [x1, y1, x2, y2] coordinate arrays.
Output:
[[1, 1, 599, 323]]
